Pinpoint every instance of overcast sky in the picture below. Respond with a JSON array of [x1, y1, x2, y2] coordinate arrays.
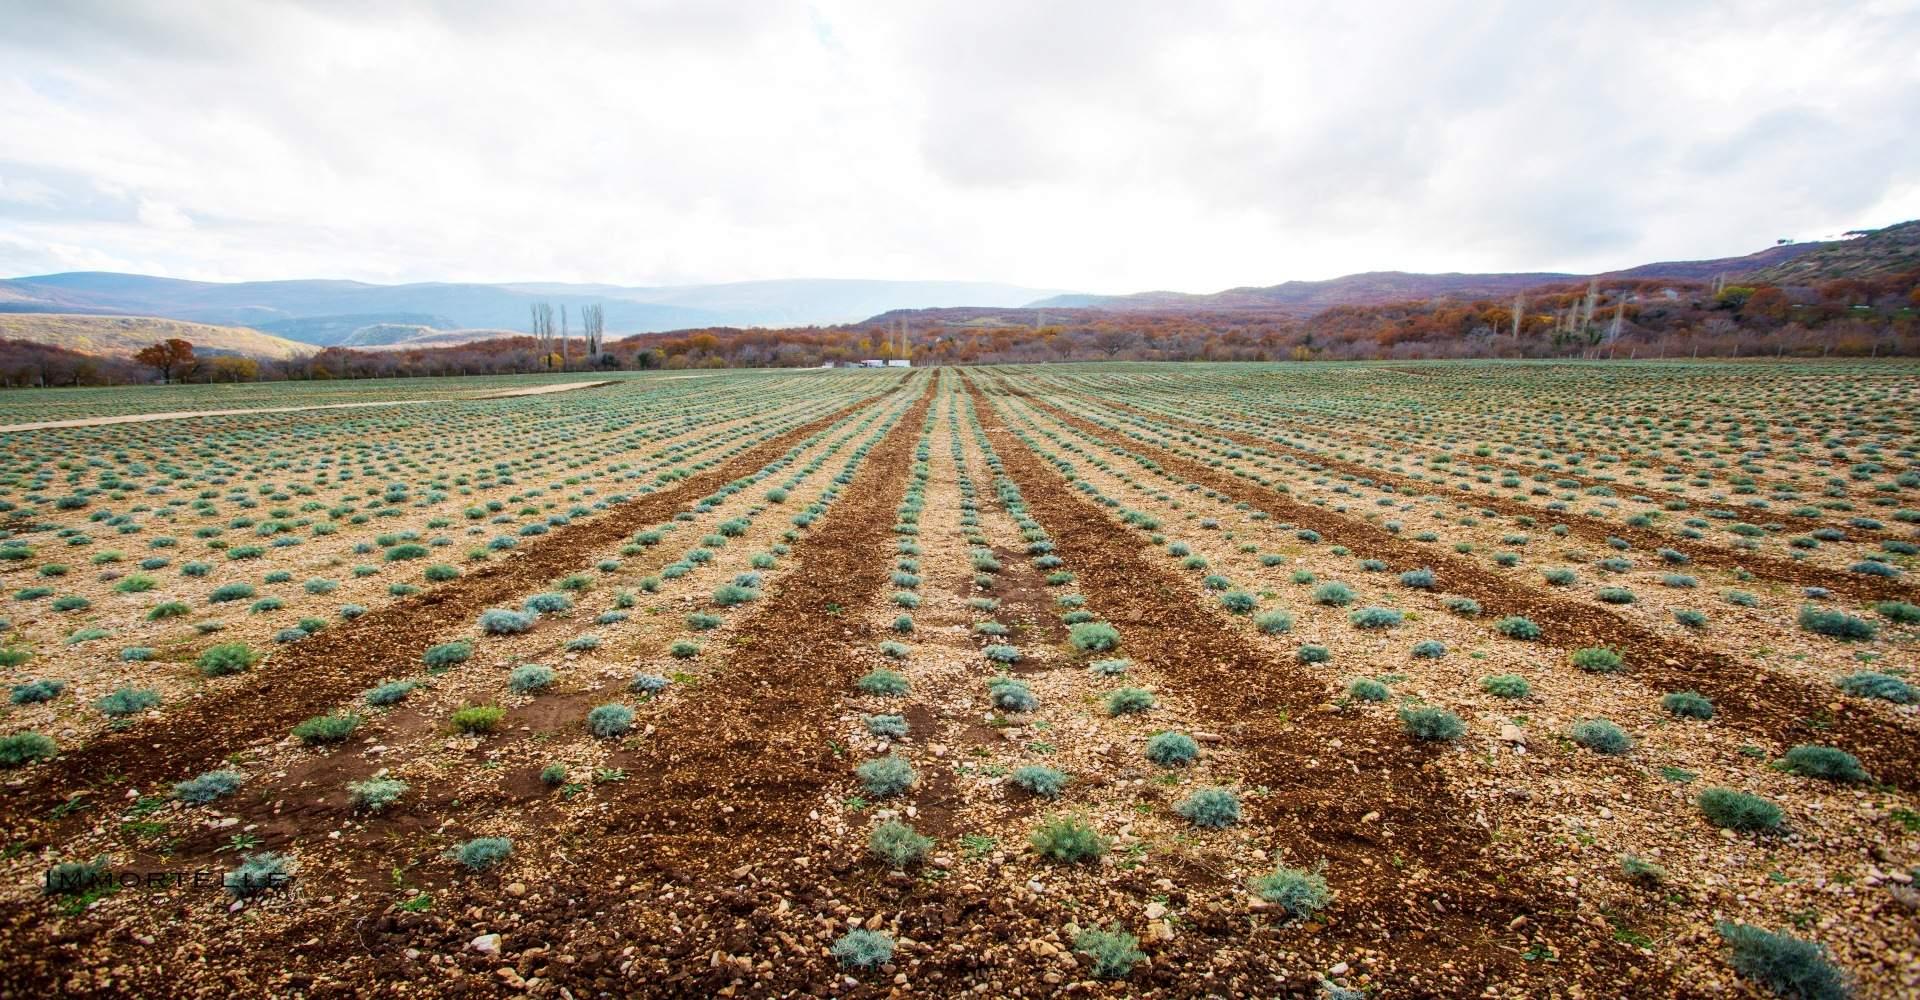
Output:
[[2, 0, 1917, 294]]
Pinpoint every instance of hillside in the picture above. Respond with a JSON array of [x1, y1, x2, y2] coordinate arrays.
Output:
[[0, 314, 311, 359], [1029, 235, 1847, 314], [1747, 220, 1920, 284]]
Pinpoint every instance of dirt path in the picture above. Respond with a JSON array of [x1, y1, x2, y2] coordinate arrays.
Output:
[[0, 380, 616, 433]]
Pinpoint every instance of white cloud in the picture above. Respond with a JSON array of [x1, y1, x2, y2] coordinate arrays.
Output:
[[0, 0, 1915, 293]]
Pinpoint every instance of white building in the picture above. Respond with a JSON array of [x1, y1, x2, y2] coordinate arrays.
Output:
[[886, 359, 911, 367]]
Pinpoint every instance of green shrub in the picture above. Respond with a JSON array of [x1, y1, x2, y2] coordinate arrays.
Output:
[[540, 763, 568, 786], [1674, 609, 1708, 628], [989, 677, 1037, 711], [857, 669, 909, 696], [1716, 923, 1849, 1000], [348, 776, 407, 813], [1697, 787, 1783, 831], [864, 714, 908, 738], [1105, 686, 1155, 715], [856, 755, 915, 797], [0, 731, 57, 767], [9, 679, 65, 704], [1495, 616, 1541, 640], [1781, 745, 1868, 783], [292, 713, 360, 745], [1254, 610, 1293, 634], [1875, 600, 1920, 624], [1074, 925, 1145, 980], [867, 819, 932, 867], [831, 929, 894, 970], [1145, 731, 1199, 766], [452, 705, 506, 734], [586, 703, 633, 738], [508, 664, 555, 694], [96, 686, 160, 716], [1797, 605, 1877, 640], [1219, 590, 1257, 614], [1312, 582, 1354, 606], [1835, 670, 1915, 703], [208, 582, 256, 604], [1347, 678, 1390, 701], [364, 680, 418, 707], [455, 837, 513, 871], [1481, 675, 1530, 698], [1570, 647, 1624, 673], [1030, 814, 1107, 863], [1348, 606, 1403, 629], [174, 769, 243, 803], [1662, 691, 1714, 719], [1249, 864, 1331, 920], [1570, 719, 1631, 754], [1400, 706, 1465, 742], [1069, 621, 1121, 653], [1620, 853, 1667, 885], [1175, 786, 1242, 828], [1445, 596, 1482, 616], [0, 647, 30, 667], [423, 641, 472, 668], [478, 608, 534, 635], [224, 852, 290, 898], [197, 642, 260, 677], [1296, 644, 1331, 663]]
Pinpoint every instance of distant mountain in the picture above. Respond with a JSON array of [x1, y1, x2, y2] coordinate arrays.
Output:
[[1747, 221, 1920, 284], [256, 312, 456, 346], [0, 314, 310, 359], [1023, 235, 1845, 315], [0, 273, 1071, 343]]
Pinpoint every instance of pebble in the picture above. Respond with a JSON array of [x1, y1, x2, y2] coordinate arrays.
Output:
[[470, 933, 502, 955]]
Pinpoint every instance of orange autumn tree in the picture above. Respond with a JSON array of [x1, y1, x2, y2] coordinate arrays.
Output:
[[133, 338, 197, 383]]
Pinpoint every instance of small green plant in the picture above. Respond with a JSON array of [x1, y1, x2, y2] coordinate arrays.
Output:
[[1797, 605, 1877, 640], [1069, 621, 1121, 653], [586, 703, 634, 738], [423, 641, 472, 669], [1105, 687, 1155, 715], [1570, 647, 1624, 673], [95, 686, 161, 717], [1175, 786, 1242, 828], [1347, 678, 1390, 702], [196, 642, 261, 677], [1400, 706, 1465, 742], [0, 732, 57, 767], [1620, 853, 1666, 885], [364, 680, 418, 707], [292, 713, 360, 745], [1716, 922, 1849, 1000], [174, 769, 243, 803], [856, 755, 915, 797], [348, 776, 407, 813], [1348, 606, 1403, 629], [831, 928, 894, 970], [1495, 616, 1542, 640], [1569, 719, 1632, 754], [1145, 731, 1199, 766], [1780, 745, 1868, 783], [1011, 764, 1069, 799], [1074, 924, 1146, 979], [1249, 863, 1331, 921], [454, 837, 513, 871], [441, 704, 504, 734], [508, 664, 556, 694], [1662, 690, 1713, 719], [1697, 787, 1784, 831], [1030, 814, 1107, 863], [1834, 670, 1914, 704], [867, 819, 932, 868], [856, 669, 909, 696], [224, 852, 290, 898]]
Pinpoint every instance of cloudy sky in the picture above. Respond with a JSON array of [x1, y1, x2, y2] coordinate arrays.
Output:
[[2, 0, 1917, 294]]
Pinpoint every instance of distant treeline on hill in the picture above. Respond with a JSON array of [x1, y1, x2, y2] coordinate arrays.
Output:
[[1, 269, 1916, 386]]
